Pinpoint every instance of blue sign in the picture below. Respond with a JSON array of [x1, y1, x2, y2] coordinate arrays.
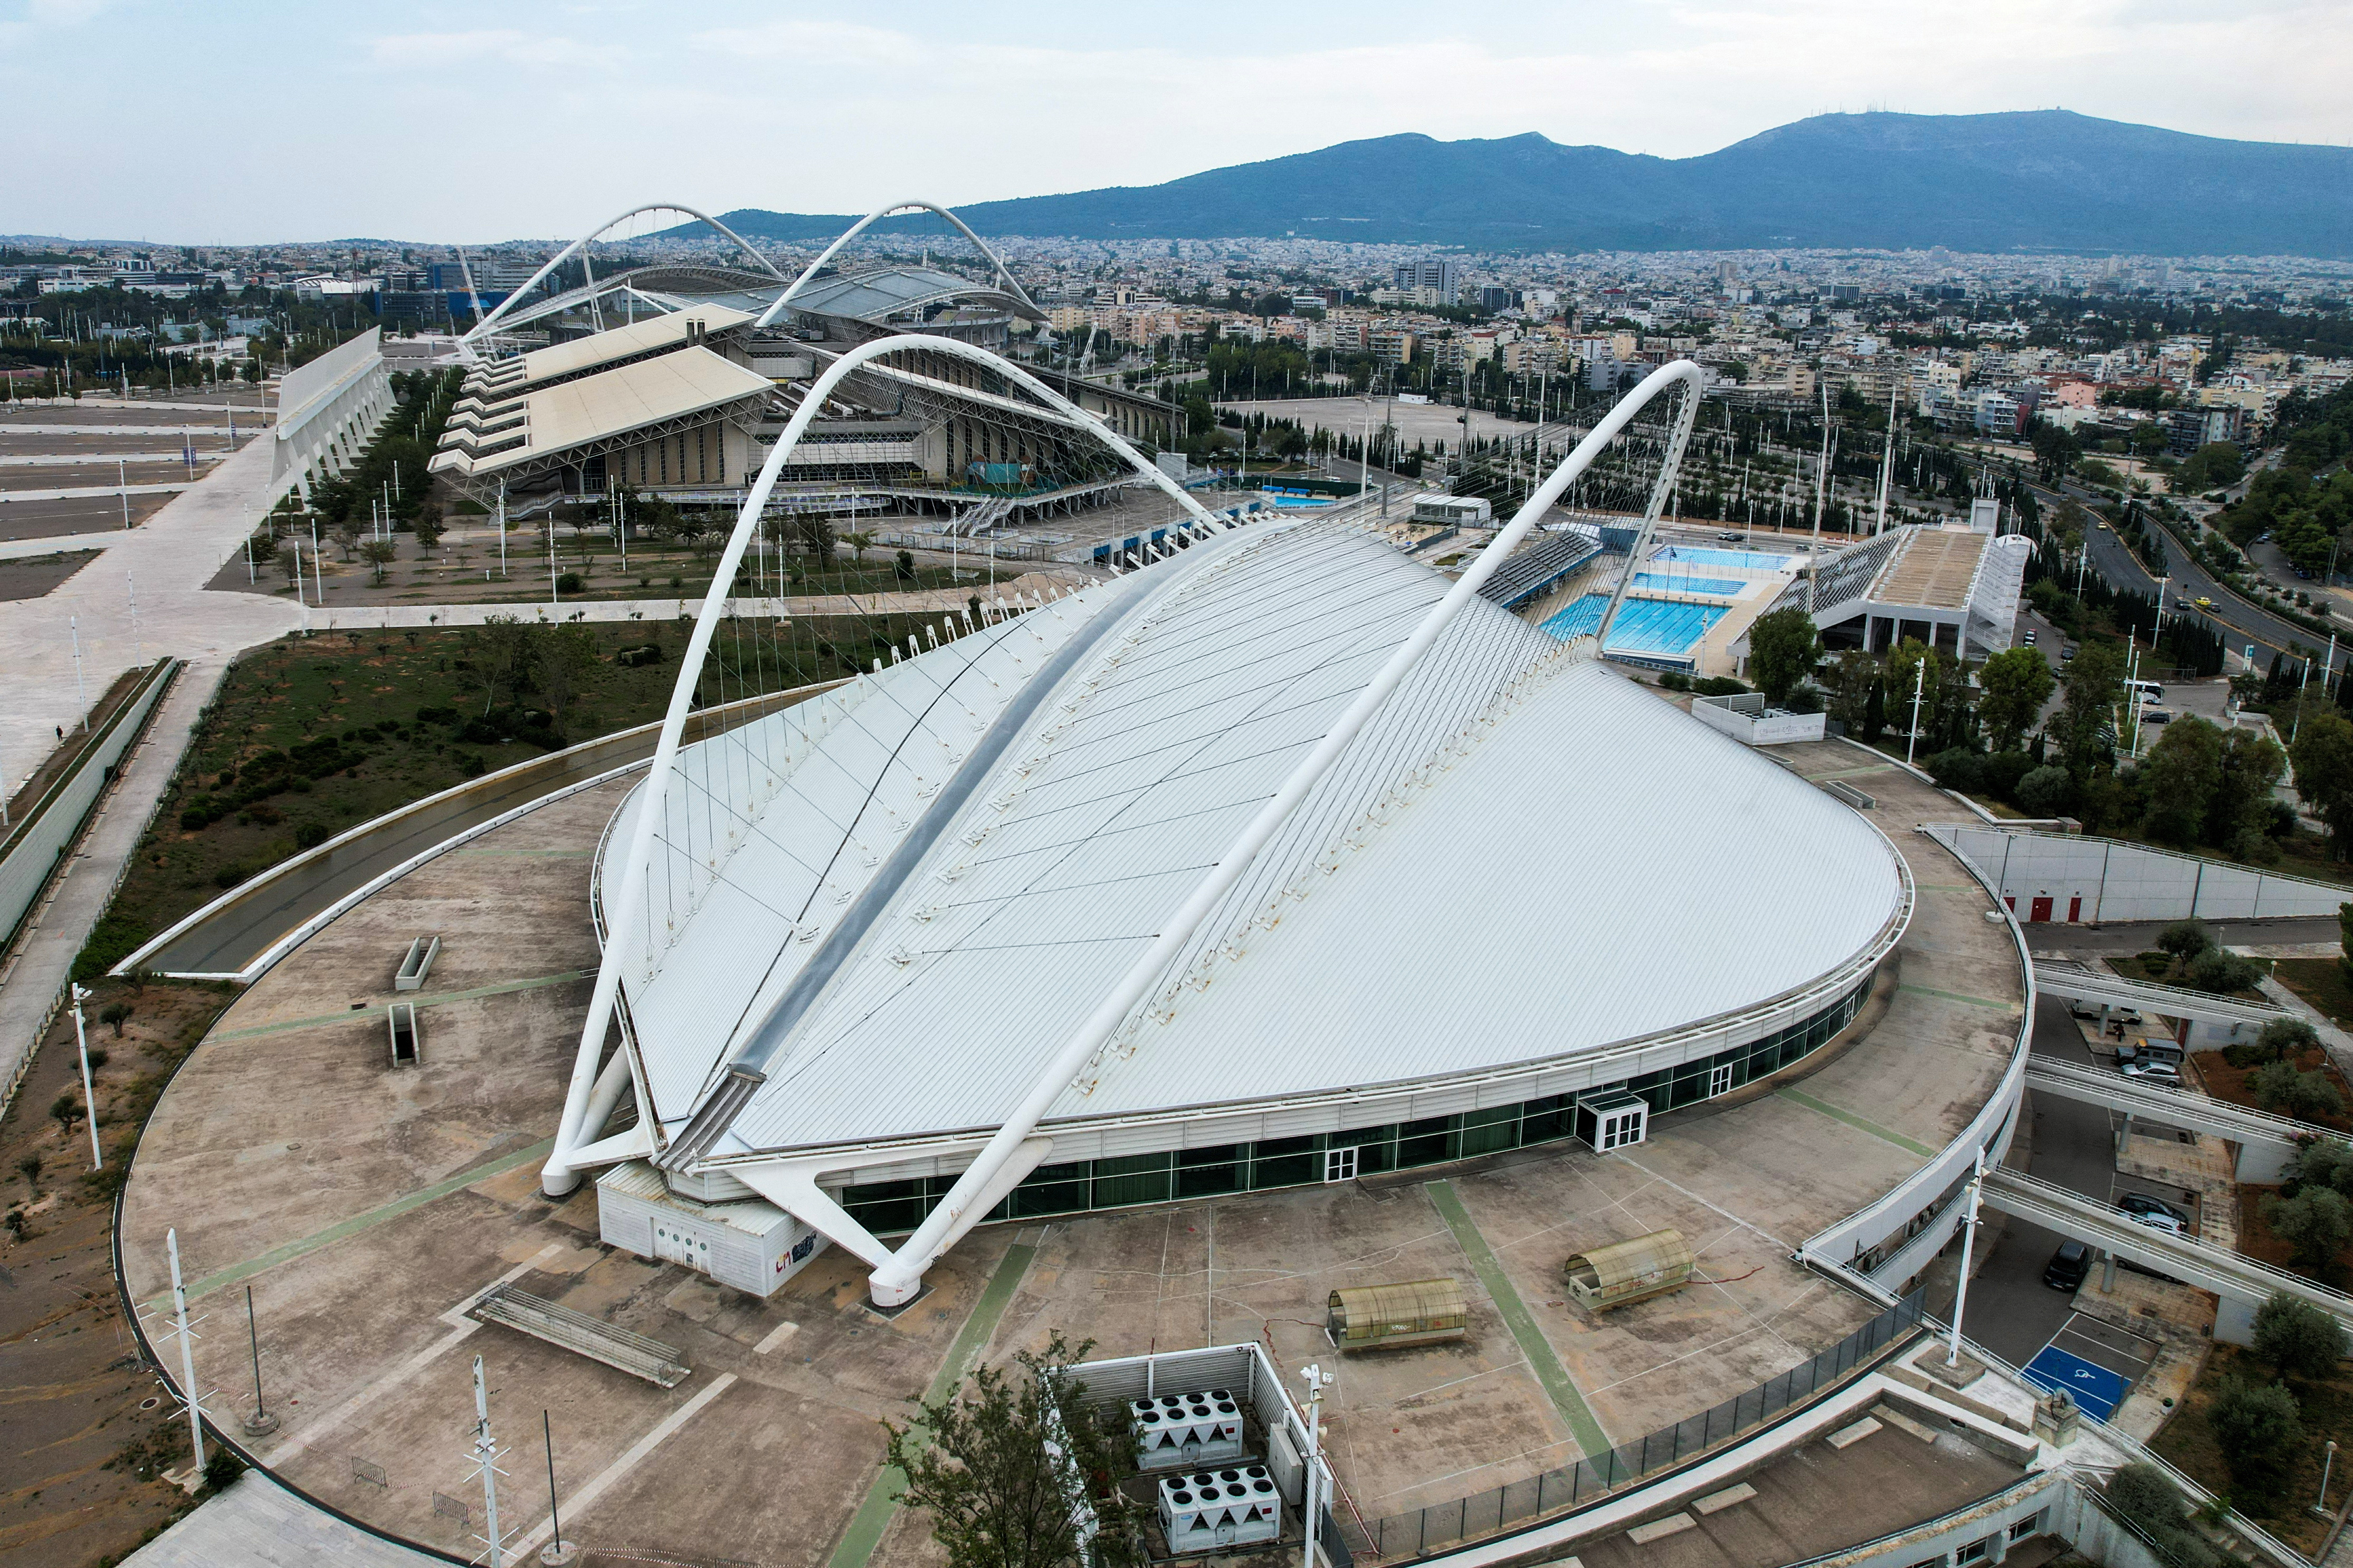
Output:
[[2023, 1346, 2129, 1421]]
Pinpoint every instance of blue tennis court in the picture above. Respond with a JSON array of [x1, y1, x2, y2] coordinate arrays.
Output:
[[1538, 595, 1728, 655], [1652, 546, 1793, 570], [1631, 571, 1744, 596], [2022, 1345, 2128, 1421]]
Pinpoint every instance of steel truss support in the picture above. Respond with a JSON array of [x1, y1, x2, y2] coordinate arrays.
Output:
[[539, 334, 1226, 1201], [462, 203, 786, 348], [752, 200, 1042, 329]]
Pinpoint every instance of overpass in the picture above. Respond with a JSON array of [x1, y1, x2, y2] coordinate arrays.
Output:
[[2032, 957, 2283, 1030], [2022, 1057, 2330, 1182], [1979, 1167, 2353, 1344]]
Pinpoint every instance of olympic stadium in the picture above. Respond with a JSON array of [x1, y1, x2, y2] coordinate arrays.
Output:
[[110, 199, 2225, 1568]]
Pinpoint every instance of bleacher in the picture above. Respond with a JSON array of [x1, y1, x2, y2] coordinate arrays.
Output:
[[1477, 531, 1604, 609], [1805, 528, 1910, 616]]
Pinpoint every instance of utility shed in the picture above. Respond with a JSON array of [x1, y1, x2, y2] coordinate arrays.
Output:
[[1327, 1278, 1469, 1351], [1564, 1229, 1693, 1313]]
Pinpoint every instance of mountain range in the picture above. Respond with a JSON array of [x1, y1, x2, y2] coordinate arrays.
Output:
[[682, 110, 2353, 257]]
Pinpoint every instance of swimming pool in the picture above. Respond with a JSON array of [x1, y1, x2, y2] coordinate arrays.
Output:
[[1631, 571, 1744, 596], [1539, 595, 1728, 656], [1652, 546, 1794, 571]]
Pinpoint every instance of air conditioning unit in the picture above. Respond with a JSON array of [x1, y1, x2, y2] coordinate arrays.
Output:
[[1158, 1465, 1280, 1553], [1130, 1389, 1246, 1471]]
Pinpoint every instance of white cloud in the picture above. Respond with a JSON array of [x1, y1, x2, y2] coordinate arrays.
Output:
[[368, 28, 624, 73]]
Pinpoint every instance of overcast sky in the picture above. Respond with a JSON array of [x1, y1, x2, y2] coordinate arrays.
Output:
[[3, 0, 2348, 245]]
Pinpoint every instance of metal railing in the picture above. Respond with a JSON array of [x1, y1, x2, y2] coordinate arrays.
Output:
[[1355, 1292, 1926, 1559]]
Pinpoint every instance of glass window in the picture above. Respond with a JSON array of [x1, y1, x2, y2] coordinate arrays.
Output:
[[1093, 1152, 1173, 1210], [1521, 1097, 1571, 1144], [1176, 1145, 1243, 1198], [841, 1178, 929, 1236], [1250, 1135, 1320, 1191], [2009, 1515, 2042, 1542], [1009, 1162, 1093, 1218], [1459, 1106, 1520, 1156], [1396, 1115, 1454, 1168]]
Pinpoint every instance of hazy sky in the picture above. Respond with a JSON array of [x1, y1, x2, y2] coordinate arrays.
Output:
[[3, 0, 2348, 244]]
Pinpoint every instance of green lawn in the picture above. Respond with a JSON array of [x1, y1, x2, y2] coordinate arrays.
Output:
[[83, 611, 938, 976]]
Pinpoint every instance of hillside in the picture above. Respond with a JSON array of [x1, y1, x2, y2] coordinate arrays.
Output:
[[687, 110, 2353, 256]]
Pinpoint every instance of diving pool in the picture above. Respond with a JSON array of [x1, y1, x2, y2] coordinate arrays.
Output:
[[1539, 595, 1729, 655], [1631, 571, 1744, 596]]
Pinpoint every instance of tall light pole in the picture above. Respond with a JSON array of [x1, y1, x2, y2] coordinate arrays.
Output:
[[1297, 1363, 1333, 1568], [1906, 653, 1927, 768], [69, 983, 102, 1168], [1945, 1148, 1986, 1368]]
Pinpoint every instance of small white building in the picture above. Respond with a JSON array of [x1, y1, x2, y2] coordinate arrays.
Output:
[[598, 1160, 828, 1298]]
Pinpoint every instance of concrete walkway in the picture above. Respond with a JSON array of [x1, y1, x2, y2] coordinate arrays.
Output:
[[0, 452, 219, 466], [121, 1470, 448, 1567], [297, 573, 1089, 632]]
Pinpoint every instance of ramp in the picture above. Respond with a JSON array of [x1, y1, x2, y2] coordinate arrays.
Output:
[[2032, 958, 2283, 1028], [466, 1283, 691, 1388]]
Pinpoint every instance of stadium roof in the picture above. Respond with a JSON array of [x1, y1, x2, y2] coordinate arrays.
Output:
[[517, 304, 752, 386], [604, 521, 1909, 1165], [428, 346, 772, 481]]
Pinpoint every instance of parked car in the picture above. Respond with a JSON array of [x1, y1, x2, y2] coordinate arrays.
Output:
[[1718, 531, 1743, 543], [2023, 628, 2038, 646], [2142, 709, 2173, 725], [2119, 1058, 2182, 1085], [2195, 596, 2215, 609], [2043, 1240, 2091, 1291], [2117, 1192, 2189, 1227]]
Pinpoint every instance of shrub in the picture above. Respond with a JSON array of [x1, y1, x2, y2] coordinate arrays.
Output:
[[1927, 748, 1980, 790], [2254, 1292, 2348, 1378], [293, 821, 330, 851], [2208, 1376, 2303, 1495], [2183, 947, 2261, 995], [2230, 1017, 2321, 1069], [556, 571, 585, 594], [2015, 764, 2074, 818], [1692, 676, 1747, 697], [1657, 671, 1692, 692]]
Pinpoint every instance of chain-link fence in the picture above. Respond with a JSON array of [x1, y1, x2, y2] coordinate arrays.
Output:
[[1355, 1291, 1926, 1559]]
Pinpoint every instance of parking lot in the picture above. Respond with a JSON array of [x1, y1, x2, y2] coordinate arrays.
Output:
[[2022, 1312, 2163, 1420]]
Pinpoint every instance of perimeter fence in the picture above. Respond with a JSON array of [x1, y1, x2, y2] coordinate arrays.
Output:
[[1357, 1290, 1926, 1559]]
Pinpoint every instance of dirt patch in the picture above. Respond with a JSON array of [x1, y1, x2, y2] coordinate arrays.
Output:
[[2150, 1342, 2353, 1555], [0, 549, 100, 603], [0, 976, 232, 1566], [2193, 1044, 2353, 1133]]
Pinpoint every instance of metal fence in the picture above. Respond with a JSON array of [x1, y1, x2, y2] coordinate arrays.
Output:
[[1357, 1290, 1926, 1559]]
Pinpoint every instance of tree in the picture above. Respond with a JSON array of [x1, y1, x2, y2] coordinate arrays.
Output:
[[2265, 1183, 2353, 1270], [2139, 716, 2224, 847], [894, 549, 916, 581], [277, 544, 302, 586], [2293, 712, 2353, 859], [844, 530, 877, 563], [412, 504, 445, 552], [48, 1093, 83, 1137], [2157, 920, 2214, 961], [2254, 1292, 2347, 1379], [2031, 422, 2080, 484], [2174, 442, 2246, 493], [2251, 1062, 2345, 1122], [2057, 641, 2124, 776], [1975, 646, 2055, 753], [1744, 606, 1818, 708], [2211, 729, 2287, 859], [470, 614, 542, 713], [2103, 1464, 2209, 1564], [2207, 1376, 2303, 1494], [2344, 899, 2353, 988], [99, 1002, 131, 1036], [1824, 652, 1877, 731], [330, 518, 363, 562], [359, 539, 397, 585], [534, 623, 600, 731], [881, 1332, 1144, 1568]]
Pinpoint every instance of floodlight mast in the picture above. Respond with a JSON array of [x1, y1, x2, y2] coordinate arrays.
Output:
[[538, 333, 1225, 1199], [861, 359, 1707, 1307]]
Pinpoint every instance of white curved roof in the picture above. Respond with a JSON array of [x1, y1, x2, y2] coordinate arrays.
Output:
[[603, 520, 1907, 1164]]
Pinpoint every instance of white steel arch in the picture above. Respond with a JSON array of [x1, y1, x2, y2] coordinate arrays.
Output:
[[540, 333, 1225, 1198], [461, 203, 786, 346], [751, 199, 1041, 329], [856, 359, 1709, 1306]]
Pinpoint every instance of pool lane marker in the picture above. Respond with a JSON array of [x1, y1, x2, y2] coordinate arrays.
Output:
[[1425, 1180, 1609, 1456]]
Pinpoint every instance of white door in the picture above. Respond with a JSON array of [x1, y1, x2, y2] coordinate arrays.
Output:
[[1708, 1063, 1734, 1099], [653, 1220, 711, 1273], [1324, 1147, 1358, 1183], [1599, 1106, 1647, 1151]]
